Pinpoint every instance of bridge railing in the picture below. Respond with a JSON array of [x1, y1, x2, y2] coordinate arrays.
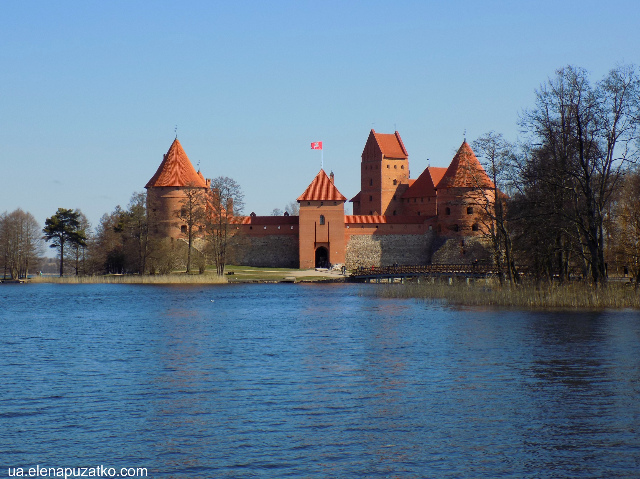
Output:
[[350, 264, 498, 277]]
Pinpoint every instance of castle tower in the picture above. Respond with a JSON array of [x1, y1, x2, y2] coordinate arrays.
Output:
[[145, 138, 210, 239], [297, 170, 347, 269], [401, 166, 447, 217], [351, 130, 409, 216], [435, 141, 494, 235]]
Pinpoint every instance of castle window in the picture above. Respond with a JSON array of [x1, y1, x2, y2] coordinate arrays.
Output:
[[418, 211, 421, 216], [370, 211, 373, 215], [369, 195, 373, 201], [467, 206, 474, 215], [320, 201, 323, 206], [472, 223, 479, 231], [393, 210, 397, 215], [446, 207, 451, 215], [181, 225, 187, 234], [414, 198, 417, 203], [393, 179, 397, 185], [453, 224, 459, 232], [394, 165, 397, 169], [319, 215, 325, 225], [401, 165, 404, 169], [277, 226, 281, 230], [369, 179, 373, 186], [291, 226, 294, 230], [387, 165, 390, 168], [393, 195, 396, 200], [264, 226, 267, 230]]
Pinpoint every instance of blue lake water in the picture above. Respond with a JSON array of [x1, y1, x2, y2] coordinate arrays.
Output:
[[1, 283, 639, 478]]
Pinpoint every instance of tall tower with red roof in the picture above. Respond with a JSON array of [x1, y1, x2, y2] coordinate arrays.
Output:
[[297, 170, 347, 269], [145, 138, 210, 239], [351, 130, 409, 216]]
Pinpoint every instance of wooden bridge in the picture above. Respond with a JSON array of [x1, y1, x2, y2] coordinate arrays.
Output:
[[348, 264, 498, 282]]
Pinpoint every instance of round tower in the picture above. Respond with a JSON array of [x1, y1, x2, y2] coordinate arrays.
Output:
[[145, 138, 209, 239]]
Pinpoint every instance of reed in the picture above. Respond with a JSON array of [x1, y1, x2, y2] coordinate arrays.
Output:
[[375, 280, 640, 309], [30, 273, 228, 284]]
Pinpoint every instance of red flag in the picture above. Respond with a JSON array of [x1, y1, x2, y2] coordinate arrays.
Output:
[[311, 141, 323, 150]]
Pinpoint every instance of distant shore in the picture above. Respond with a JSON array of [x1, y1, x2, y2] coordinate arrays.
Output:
[[19, 265, 348, 285]]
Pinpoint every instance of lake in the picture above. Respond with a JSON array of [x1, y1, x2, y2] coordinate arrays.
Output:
[[1, 283, 639, 478]]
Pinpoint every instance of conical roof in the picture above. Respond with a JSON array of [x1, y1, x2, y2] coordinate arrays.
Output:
[[436, 141, 494, 189], [297, 169, 347, 202], [145, 138, 207, 188]]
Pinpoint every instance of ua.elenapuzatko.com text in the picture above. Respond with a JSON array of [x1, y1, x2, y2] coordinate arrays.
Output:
[[7, 465, 147, 478]]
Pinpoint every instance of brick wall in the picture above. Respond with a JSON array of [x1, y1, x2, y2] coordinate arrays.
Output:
[[228, 234, 299, 268], [345, 232, 436, 269]]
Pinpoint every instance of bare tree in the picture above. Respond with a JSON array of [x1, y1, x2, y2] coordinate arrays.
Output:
[[609, 169, 640, 288], [520, 65, 640, 284], [472, 132, 519, 283], [284, 201, 299, 216], [0, 209, 42, 279], [176, 183, 207, 273], [208, 176, 244, 276]]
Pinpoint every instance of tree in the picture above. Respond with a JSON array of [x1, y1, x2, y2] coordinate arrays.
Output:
[[519, 65, 640, 284], [472, 132, 518, 283], [0, 209, 42, 279], [176, 184, 207, 273], [119, 192, 149, 274], [208, 176, 244, 276], [609, 169, 640, 288], [271, 208, 283, 216], [43, 208, 87, 277], [65, 211, 90, 276], [284, 201, 299, 215]]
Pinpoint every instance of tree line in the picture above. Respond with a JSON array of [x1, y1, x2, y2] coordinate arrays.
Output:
[[471, 64, 640, 285], [32, 176, 245, 277]]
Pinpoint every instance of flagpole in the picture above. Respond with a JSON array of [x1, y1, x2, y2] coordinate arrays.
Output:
[[321, 149, 324, 170]]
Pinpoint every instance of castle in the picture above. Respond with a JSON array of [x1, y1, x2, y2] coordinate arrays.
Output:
[[146, 130, 496, 269]]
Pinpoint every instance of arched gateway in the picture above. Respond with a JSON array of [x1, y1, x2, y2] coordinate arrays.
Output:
[[315, 247, 329, 268]]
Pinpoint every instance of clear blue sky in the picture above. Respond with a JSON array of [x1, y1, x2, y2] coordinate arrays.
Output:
[[1, 0, 638, 230]]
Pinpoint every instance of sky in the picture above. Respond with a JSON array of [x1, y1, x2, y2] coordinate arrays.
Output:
[[1, 0, 639, 232]]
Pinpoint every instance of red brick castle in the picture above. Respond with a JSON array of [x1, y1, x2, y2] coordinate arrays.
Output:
[[146, 130, 496, 269]]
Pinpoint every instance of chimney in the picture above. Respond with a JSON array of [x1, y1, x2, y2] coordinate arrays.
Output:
[[329, 171, 334, 184]]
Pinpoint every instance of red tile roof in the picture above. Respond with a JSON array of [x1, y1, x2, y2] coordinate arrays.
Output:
[[436, 142, 494, 189], [297, 169, 347, 202], [345, 215, 430, 224], [145, 138, 208, 188], [238, 215, 299, 225], [402, 166, 447, 198], [349, 192, 361, 203], [370, 129, 408, 159]]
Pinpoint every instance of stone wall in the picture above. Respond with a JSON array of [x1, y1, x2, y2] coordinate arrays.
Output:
[[430, 237, 493, 265], [228, 234, 299, 268], [345, 232, 436, 269]]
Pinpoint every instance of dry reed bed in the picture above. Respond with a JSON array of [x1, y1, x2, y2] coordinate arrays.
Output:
[[30, 274, 228, 285], [376, 281, 640, 309]]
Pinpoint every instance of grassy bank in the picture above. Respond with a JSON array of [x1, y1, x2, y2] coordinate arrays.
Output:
[[30, 273, 228, 284], [375, 280, 640, 309]]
